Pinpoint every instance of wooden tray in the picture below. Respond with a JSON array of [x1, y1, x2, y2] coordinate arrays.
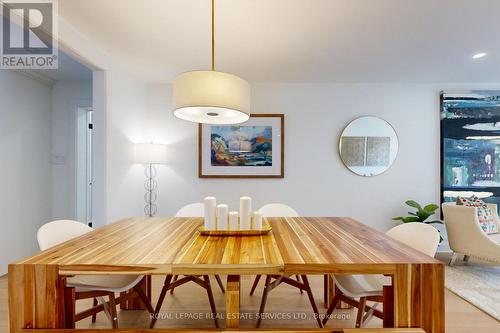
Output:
[[198, 223, 272, 236]]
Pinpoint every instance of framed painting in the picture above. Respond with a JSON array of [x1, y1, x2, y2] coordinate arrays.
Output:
[[198, 114, 284, 178], [441, 90, 500, 208]]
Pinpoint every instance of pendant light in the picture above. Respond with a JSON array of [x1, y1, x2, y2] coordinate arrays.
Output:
[[172, 0, 251, 124]]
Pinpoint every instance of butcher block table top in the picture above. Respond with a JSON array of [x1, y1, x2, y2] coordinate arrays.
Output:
[[16, 217, 439, 275], [10, 217, 444, 333]]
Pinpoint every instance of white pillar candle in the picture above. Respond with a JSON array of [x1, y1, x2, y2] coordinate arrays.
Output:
[[228, 211, 239, 230], [217, 204, 229, 230], [204, 196, 217, 230], [252, 212, 263, 230], [239, 196, 252, 230]]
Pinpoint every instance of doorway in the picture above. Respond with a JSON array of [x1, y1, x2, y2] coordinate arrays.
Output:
[[76, 107, 93, 227]]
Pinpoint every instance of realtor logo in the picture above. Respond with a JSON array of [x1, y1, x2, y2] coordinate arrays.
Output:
[[1, 0, 58, 69]]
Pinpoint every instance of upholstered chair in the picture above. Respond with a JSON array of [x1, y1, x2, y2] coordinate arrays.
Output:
[[442, 202, 500, 265]]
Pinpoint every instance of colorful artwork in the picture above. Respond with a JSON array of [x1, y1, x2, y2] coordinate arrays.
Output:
[[441, 91, 500, 207], [211, 126, 273, 166], [199, 114, 284, 178]]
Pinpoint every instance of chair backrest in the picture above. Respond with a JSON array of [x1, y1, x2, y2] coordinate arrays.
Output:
[[386, 222, 440, 257], [258, 203, 299, 217], [37, 220, 93, 250], [441, 202, 496, 254], [175, 203, 204, 217]]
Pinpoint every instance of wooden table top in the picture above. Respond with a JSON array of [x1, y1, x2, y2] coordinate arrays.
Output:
[[16, 217, 440, 275]]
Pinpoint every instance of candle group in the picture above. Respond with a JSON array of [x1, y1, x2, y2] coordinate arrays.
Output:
[[203, 196, 264, 231]]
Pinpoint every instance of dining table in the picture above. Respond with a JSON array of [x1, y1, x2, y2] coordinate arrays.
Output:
[[8, 216, 444, 333]]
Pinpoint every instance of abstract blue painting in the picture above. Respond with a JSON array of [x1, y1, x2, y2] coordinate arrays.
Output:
[[441, 91, 500, 207]]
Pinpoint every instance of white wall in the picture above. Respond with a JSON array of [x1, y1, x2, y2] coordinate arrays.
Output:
[[0, 71, 52, 275], [129, 83, 500, 232], [105, 68, 148, 222], [51, 80, 92, 220]]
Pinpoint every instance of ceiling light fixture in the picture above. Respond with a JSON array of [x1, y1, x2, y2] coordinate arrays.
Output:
[[472, 52, 487, 59], [172, 0, 250, 124]]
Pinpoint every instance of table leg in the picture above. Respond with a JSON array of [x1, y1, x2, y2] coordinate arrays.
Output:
[[8, 264, 65, 333], [394, 263, 444, 333], [421, 264, 445, 333], [324, 274, 333, 308], [394, 264, 415, 328], [382, 284, 394, 327], [63, 287, 76, 328], [226, 275, 240, 328], [120, 275, 152, 310]]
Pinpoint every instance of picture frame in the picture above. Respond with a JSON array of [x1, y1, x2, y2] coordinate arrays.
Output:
[[198, 114, 284, 178]]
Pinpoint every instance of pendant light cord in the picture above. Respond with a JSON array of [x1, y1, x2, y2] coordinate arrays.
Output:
[[211, 0, 215, 71]]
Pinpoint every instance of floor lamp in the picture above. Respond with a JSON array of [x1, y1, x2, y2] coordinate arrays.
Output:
[[134, 143, 168, 217]]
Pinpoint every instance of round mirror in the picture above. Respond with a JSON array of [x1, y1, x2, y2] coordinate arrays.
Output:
[[339, 116, 398, 177]]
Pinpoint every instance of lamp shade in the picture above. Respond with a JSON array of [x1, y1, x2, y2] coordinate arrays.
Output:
[[173, 70, 250, 124], [134, 143, 168, 164]]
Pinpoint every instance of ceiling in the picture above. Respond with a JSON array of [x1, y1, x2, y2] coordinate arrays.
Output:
[[59, 0, 500, 83]]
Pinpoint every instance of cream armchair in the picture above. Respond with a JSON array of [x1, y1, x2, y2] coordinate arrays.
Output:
[[442, 202, 500, 265]]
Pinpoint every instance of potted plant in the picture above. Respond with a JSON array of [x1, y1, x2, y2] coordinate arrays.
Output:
[[392, 200, 443, 242]]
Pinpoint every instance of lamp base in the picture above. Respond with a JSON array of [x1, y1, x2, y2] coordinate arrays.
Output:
[[144, 164, 158, 217]]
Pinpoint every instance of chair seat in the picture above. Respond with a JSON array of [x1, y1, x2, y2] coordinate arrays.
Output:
[[67, 274, 143, 293], [487, 233, 500, 244], [334, 274, 391, 298]]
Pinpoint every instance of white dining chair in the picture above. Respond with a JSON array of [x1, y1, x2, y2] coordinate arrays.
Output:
[[174, 202, 205, 217], [323, 222, 440, 328], [250, 204, 321, 327], [150, 203, 224, 328], [250, 203, 300, 296], [37, 220, 153, 329], [257, 203, 299, 217], [169, 203, 225, 293]]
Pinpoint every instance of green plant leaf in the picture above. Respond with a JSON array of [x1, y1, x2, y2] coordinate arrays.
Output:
[[405, 200, 422, 210], [392, 216, 405, 221], [423, 204, 439, 213], [401, 216, 420, 223], [417, 210, 431, 222]]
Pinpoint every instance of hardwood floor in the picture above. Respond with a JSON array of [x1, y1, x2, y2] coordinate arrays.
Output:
[[1, 258, 499, 332]]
